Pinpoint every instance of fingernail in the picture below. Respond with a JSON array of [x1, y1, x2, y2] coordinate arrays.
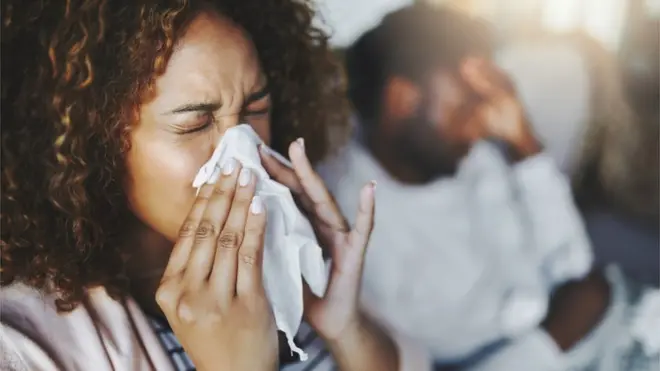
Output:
[[239, 168, 252, 187], [296, 137, 305, 149], [250, 196, 264, 214], [259, 144, 269, 155], [222, 158, 237, 175], [366, 180, 377, 197]]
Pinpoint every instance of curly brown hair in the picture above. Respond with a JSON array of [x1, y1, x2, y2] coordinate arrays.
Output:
[[1, 0, 349, 311]]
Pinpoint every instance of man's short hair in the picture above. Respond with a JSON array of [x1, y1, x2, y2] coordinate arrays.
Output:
[[345, 4, 494, 127]]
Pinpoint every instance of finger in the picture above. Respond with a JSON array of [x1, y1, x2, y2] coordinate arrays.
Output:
[[325, 182, 375, 302], [209, 167, 256, 298], [289, 139, 348, 231], [324, 182, 376, 302], [183, 158, 240, 287], [162, 183, 215, 280], [486, 63, 517, 95], [236, 195, 267, 297], [461, 58, 505, 99], [348, 181, 376, 253], [260, 144, 315, 214], [259, 145, 303, 194], [479, 100, 510, 136]]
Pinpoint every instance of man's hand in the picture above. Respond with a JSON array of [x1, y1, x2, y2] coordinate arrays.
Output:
[[461, 58, 542, 160], [541, 270, 611, 351]]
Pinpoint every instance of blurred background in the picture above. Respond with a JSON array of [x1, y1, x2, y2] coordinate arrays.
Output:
[[319, 0, 660, 277], [320, 0, 659, 129], [315, 1, 659, 366]]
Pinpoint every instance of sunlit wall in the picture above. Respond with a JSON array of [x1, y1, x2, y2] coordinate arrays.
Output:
[[317, 0, 414, 48], [424, 0, 631, 50]]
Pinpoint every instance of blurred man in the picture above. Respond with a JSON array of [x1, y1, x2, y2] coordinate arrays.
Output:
[[341, 4, 540, 183], [318, 4, 659, 370]]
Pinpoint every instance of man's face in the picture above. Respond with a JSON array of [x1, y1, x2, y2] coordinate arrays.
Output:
[[390, 69, 484, 179]]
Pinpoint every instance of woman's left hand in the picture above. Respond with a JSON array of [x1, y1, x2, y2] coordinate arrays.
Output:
[[261, 139, 399, 371], [260, 138, 375, 340]]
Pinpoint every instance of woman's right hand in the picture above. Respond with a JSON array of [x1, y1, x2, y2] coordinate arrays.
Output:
[[155, 159, 278, 371]]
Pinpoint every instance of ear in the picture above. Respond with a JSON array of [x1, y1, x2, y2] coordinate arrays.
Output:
[[382, 76, 421, 124]]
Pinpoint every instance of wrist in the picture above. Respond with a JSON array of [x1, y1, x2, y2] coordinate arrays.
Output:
[[323, 312, 366, 347], [511, 130, 542, 161], [326, 313, 399, 370], [312, 311, 362, 343]]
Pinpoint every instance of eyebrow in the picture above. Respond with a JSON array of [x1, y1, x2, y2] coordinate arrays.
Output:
[[165, 84, 269, 115], [167, 102, 221, 115]]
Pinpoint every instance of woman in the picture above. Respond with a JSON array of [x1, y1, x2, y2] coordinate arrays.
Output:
[[0, 1, 428, 370]]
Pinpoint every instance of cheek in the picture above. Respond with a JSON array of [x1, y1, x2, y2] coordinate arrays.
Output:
[[428, 75, 463, 123], [248, 116, 272, 146], [429, 96, 477, 142], [133, 144, 198, 186], [125, 131, 211, 240], [427, 100, 453, 127]]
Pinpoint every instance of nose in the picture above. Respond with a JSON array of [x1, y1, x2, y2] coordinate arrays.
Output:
[[209, 114, 242, 147]]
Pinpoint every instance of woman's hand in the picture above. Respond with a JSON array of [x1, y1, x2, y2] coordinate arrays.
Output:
[[155, 160, 278, 371], [261, 139, 399, 371]]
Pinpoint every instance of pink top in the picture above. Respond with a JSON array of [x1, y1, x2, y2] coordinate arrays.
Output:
[[0, 282, 431, 371]]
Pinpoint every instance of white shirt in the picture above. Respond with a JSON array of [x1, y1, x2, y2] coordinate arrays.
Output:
[[318, 139, 593, 362]]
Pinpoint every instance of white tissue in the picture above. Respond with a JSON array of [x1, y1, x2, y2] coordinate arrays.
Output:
[[192, 124, 328, 360]]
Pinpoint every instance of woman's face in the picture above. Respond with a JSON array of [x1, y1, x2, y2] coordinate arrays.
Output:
[[126, 11, 271, 242]]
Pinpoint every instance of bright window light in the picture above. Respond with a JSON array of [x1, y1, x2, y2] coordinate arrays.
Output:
[[583, 0, 627, 50], [541, 0, 629, 50], [541, 0, 582, 31]]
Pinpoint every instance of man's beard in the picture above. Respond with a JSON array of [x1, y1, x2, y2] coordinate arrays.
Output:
[[392, 115, 464, 182]]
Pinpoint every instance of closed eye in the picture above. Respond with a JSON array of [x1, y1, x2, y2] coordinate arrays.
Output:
[[245, 85, 269, 103], [173, 111, 215, 135], [243, 85, 271, 116], [244, 106, 270, 116]]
